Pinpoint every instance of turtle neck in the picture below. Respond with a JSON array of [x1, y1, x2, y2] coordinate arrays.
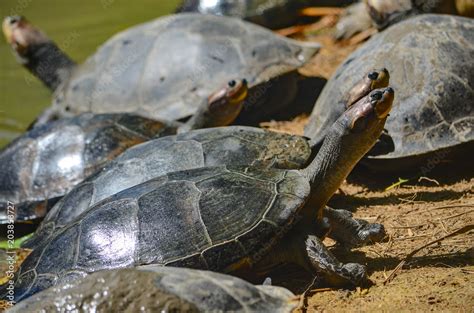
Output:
[[22, 42, 76, 91]]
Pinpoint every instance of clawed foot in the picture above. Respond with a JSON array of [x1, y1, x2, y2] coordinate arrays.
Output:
[[322, 207, 387, 248], [306, 235, 368, 287]]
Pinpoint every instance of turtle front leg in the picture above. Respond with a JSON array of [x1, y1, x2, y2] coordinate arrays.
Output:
[[321, 207, 386, 249], [250, 221, 370, 287], [305, 235, 368, 287]]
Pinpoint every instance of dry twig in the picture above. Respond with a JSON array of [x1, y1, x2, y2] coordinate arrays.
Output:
[[383, 224, 474, 285], [296, 276, 319, 312], [300, 7, 344, 17], [407, 203, 474, 215]]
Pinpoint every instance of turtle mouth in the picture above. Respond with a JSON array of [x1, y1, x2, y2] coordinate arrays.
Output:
[[374, 87, 394, 119], [2, 16, 49, 54], [2, 16, 19, 45]]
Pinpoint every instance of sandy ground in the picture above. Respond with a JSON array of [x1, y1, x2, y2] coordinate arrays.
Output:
[[303, 176, 473, 312]]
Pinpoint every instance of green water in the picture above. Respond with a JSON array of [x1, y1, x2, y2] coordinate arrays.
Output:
[[0, 0, 180, 146]]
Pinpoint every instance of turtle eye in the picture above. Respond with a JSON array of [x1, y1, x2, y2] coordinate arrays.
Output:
[[370, 90, 383, 101], [228, 80, 236, 87], [8, 16, 21, 25], [368, 71, 379, 80]]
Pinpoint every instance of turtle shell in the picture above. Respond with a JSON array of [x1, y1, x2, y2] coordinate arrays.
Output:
[[6, 165, 309, 301], [24, 126, 311, 248], [51, 13, 319, 123], [177, 0, 305, 29], [8, 266, 296, 313], [0, 113, 176, 224], [176, 0, 356, 29], [306, 15, 473, 165]]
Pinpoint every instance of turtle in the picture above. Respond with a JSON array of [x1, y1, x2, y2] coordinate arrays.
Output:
[[175, 0, 356, 30], [335, 0, 473, 39], [0, 86, 394, 301], [7, 266, 297, 312], [22, 69, 390, 250], [0, 79, 248, 226], [307, 14, 474, 172], [2, 14, 320, 127]]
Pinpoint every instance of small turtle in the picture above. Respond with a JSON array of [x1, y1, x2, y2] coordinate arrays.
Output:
[[0, 79, 248, 225], [7, 266, 297, 312], [1, 87, 394, 301], [307, 14, 474, 171], [335, 0, 472, 39], [23, 69, 389, 250], [2, 14, 319, 127]]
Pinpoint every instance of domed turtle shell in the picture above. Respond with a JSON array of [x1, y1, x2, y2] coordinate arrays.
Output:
[[0, 113, 177, 225], [8, 266, 296, 313], [9, 165, 310, 301], [23, 126, 311, 248], [306, 14, 473, 169], [51, 13, 319, 124]]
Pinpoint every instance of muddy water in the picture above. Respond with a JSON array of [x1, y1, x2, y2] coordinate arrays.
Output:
[[0, 0, 179, 146]]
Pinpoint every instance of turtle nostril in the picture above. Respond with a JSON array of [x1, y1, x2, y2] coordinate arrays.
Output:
[[371, 90, 383, 100], [386, 87, 394, 94], [242, 78, 247, 85]]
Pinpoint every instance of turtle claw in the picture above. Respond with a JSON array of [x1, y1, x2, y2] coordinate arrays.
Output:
[[322, 207, 386, 248], [340, 263, 368, 287], [356, 222, 386, 246]]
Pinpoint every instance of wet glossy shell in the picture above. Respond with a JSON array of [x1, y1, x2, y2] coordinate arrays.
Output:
[[177, 0, 354, 29], [52, 13, 319, 122], [306, 15, 473, 160], [0, 113, 176, 224], [24, 126, 311, 248], [9, 266, 296, 313], [177, 0, 304, 29], [9, 165, 309, 301]]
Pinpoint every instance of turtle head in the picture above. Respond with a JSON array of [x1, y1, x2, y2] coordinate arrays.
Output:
[[366, 0, 414, 29], [329, 87, 394, 161], [3, 16, 50, 58], [344, 87, 395, 138], [346, 68, 390, 108], [178, 79, 248, 133], [206, 78, 248, 126]]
